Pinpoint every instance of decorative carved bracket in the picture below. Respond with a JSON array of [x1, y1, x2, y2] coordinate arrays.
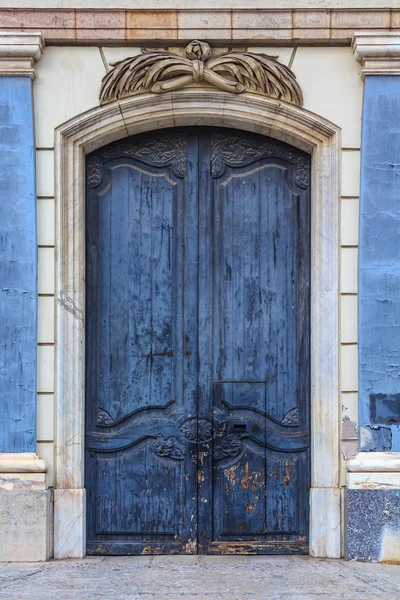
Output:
[[100, 40, 303, 106]]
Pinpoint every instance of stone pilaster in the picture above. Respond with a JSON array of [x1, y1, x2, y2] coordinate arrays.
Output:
[[0, 31, 50, 561], [353, 32, 400, 77], [0, 32, 43, 78], [345, 32, 400, 562]]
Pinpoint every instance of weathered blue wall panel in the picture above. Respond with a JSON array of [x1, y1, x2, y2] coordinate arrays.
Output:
[[359, 76, 400, 452], [0, 77, 37, 452]]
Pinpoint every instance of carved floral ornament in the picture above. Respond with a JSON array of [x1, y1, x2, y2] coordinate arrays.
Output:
[[100, 40, 303, 106]]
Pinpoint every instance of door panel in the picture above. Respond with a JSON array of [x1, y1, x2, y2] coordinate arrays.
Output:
[[198, 129, 310, 554], [86, 131, 199, 555], [97, 167, 175, 421], [85, 127, 310, 555]]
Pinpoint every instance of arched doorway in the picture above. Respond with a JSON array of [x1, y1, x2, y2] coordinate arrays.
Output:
[[84, 126, 311, 555], [54, 90, 340, 559]]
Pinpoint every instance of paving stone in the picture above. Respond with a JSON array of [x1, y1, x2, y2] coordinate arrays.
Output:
[[0, 556, 399, 599]]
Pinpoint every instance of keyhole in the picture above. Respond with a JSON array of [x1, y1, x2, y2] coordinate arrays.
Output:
[[233, 424, 246, 431]]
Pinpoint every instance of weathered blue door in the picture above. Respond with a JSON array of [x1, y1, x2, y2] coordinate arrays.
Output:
[[85, 127, 311, 555]]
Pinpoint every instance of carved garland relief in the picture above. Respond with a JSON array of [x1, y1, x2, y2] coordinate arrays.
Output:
[[210, 133, 310, 188], [87, 131, 310, 190], [151, 418, 244, 462], [87, 133, 187, 187], [99, 40, 303, 106]]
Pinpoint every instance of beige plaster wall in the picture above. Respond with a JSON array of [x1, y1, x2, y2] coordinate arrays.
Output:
[[33, 44, 361, 487]]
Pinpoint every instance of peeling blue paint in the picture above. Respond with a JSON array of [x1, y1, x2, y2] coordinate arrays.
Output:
[[359, 76, 400, 452], [360, 425, 392, 452], [370, 393, 400, 425], [0, 77, 37, 452]]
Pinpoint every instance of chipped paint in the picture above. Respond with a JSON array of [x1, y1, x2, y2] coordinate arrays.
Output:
[[224, 465, 238, 491], [240, 463, 251, 490], [341, 440, 358, 461], [370, 393, 400, 425], [184, 539, 197, 554], [198, 451, 208, 467], [342, 415, 358, 439], [360, 425, 392, 452], [381, 526, 400, 564]]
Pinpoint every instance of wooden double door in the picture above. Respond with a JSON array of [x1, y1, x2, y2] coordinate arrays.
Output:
[[85, 126, 311, 555]]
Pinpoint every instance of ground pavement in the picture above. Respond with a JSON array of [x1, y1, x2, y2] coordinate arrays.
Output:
[[0, 555, 399, 599]]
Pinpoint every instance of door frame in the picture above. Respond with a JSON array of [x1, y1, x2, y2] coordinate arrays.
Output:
[[54, 88, 341, 559]]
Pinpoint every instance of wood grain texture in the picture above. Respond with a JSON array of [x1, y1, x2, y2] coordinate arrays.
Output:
[[85, 126, 310, 555]]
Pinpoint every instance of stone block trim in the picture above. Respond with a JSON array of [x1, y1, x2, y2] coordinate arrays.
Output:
[[0, 489, 51, 561], [345, 489, 400, 561], [0, 9, 400, 44]]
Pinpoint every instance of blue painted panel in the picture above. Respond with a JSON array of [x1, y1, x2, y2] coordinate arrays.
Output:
[[0, 77, 37, 453], [359, 76, 400, 452], [85, 127, 311, 555]]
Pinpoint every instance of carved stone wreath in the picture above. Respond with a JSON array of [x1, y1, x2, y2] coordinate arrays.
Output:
[[100, 40, 303, 106]]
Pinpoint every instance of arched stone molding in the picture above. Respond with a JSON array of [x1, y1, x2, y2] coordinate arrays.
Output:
[[54, 89, 341, 559]]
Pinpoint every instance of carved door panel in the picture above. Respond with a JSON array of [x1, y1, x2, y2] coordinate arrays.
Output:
[[197, 130, 311, 554], [85, 130, 200, 555], [85, 127, 311, 555]]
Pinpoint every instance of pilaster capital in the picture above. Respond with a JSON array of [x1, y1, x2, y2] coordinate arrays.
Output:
[[347, 452, 400, 473], [0, 31, 44, 79], [0, 452, 47, 473], [353, 31, 400, 78]]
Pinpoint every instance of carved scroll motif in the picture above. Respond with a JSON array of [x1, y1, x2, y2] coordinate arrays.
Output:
[[213, 434, 243, 460], [87, 133, 187, 188], [180, 418, 213, 442], [281, 407, 299, 426], [100, 40, 303, 107], [211, 133, 310, 189], [152, 436, 186, 460], [97, 408, 114, 426]]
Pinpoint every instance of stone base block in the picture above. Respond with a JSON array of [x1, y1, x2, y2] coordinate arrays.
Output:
[[0, 489, 51, 561], [54, 488, 86, 559], [309, 487, 341, 558], [344, 489, 400, 562]]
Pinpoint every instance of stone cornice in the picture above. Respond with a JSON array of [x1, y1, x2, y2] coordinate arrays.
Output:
[[348, 452, 400, 472], [353, 31, 400, 77], [0, 452, 48, 473], [0, 10, 399, 45], [0, 31, 44, 78]]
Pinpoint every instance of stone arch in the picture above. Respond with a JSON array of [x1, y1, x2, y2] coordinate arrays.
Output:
[[54, 89, 341, 559]]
